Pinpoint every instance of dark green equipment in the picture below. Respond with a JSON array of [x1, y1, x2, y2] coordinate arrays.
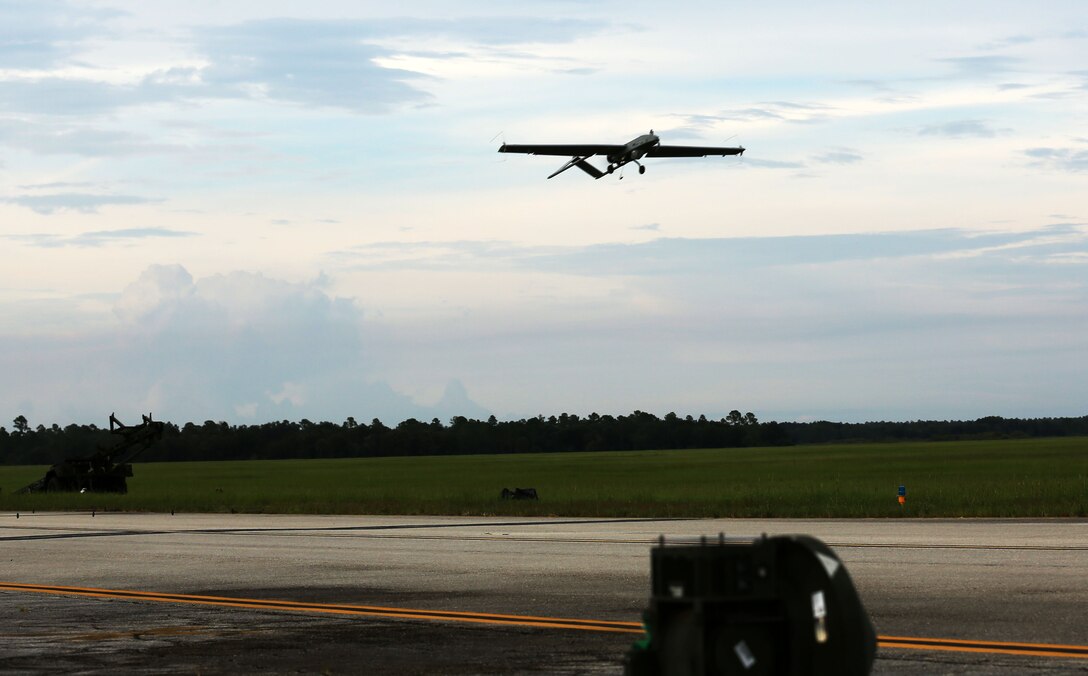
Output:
[[626, 534, 876, 676], [18, 413, 166, 494]]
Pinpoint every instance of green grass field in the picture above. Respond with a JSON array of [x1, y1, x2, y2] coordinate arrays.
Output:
[[1, 437, 1086, 517]]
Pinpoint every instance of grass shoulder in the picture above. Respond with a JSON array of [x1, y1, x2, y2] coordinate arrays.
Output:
[[1, 436, 1085, 518]]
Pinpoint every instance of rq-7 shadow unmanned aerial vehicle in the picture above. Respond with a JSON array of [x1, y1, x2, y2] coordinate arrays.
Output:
[[498, 130, 744, 179]]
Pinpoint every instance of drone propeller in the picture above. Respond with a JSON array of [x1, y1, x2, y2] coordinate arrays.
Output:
[[490, 131, 507, 162], [724, 134, 745, 166]]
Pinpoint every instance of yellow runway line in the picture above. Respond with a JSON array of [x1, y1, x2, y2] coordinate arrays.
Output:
[[0, 582, 642, 634], [4, 581, 1088, 658], [877, 634, 1088, 659]]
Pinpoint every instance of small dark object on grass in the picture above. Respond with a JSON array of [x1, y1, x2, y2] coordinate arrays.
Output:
[[501, 487, 539, 500]]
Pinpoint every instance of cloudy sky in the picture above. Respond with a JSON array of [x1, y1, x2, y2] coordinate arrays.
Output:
[[1, 1, 1085, 428]]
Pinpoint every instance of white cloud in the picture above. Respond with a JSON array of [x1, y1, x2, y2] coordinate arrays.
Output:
[[1024, 144, 1088, 172], [268, 381, 306, 407], [6, 227, 195, 248], [0, 120, 179, 155], [1, 226, 1085, 426], [918, 119, 1009, 138], [0, 1, 121, 69], [811, 147, 864, 164], [234, 402, 259, 418], [325, 228, 1088, 422], [0, 265, 489, 425], [113, 263, 194, 322], [2, 193, 161, 214]]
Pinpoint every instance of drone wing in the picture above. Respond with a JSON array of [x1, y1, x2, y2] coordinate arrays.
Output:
[[646, 145, 745, 157], [498, 143, 623, 157]]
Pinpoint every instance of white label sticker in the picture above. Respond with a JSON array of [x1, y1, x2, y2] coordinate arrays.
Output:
[[816, 551, 841, 578], [734, 640, 757, 669], [812, 590, 829, 643]]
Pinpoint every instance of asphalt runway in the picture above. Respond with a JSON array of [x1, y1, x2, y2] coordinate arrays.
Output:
[[2, 512, 1087, 674]]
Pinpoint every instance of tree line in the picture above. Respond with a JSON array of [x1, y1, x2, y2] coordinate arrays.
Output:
[[2, 411, 1086, 466]]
